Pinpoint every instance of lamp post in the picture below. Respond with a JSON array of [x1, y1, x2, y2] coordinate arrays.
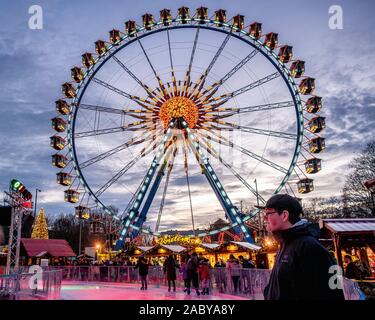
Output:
[[34, 189, 42, 216], [254, 179, 262, 232]]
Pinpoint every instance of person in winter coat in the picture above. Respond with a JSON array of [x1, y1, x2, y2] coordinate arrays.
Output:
[[186, 252, 200, 296], [226, 254, 242, 293], [258, 194, 345, 300], [180, 258, 189, 292], [134, 257, 149, 290], [163, 255, 179, 292], [199, 258, 211, 295]]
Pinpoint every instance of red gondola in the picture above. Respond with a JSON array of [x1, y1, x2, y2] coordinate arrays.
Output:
[[307, 116, 326, 133], [196, 7, 208, 23], [95, 40, 108, 55], [299, 77, 315, 95], [178, 7, 190, 24], [62, 82, 76, 99], [50, 136, 66, 150], [109, 29, 122, 44], [51, 117, 67, 132], [125, 20, 137, 37], [71, 67, 84, 83], [142, 14, 155, 30], [305, 96, 322, 113], [160, 9, 172, 26], [232, 15, 244, 31], [249, 22, 262, 39], [82, 52, 95, 68], [308, 137, 326, 153], [278, 45, 293, 63], [290, 60, 305, 78], [264, 32, 278, 50], [56, 99, 70, 115], [215, 9, 226, 26]]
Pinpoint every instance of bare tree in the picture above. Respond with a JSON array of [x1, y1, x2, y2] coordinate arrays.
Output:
[[342, 141, 375, 217]]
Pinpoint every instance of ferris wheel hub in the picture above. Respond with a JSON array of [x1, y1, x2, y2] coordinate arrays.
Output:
[[159, 96, 199, 129]]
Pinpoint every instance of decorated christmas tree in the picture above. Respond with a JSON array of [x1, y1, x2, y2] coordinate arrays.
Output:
[[31, 207, 49, 239]]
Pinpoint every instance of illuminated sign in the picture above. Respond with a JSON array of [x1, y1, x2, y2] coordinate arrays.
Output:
[[156, 234, 202, 246]]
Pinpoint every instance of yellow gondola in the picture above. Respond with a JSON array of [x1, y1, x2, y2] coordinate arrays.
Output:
[[52, 154, 68, 168], [64, 190, 80, 203], [304, 158, 322, 174], [125, 20, 137, 37], [178, 7, 190, 24], [56, 172, 72, 186], [297, 178, 314, 194], [232, 15, 244, 31], [75, 206, 90, 220]]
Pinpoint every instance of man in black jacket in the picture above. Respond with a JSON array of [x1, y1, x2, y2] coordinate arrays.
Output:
[[258, 194, 345, 300]]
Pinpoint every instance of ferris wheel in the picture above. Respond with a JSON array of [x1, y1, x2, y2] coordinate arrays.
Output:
[[50, 7, 326, 248]]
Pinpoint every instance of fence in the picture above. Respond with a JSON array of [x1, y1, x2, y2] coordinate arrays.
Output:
[[0, 269, 62, 300]]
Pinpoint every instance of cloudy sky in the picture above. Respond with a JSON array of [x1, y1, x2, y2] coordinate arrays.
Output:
[[0, 0, 374, 233]]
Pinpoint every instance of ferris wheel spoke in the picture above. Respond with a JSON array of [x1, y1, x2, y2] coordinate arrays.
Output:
[[189, 31, 232, 99], [197, 133, 266, 203], [79, 103, 154, 116], [182, 27, 200, 97], [92, 77, 156, 111], [166, 28, 177, 96], [198, 49, 258, 100], [200, 129, 289, 175], [155, 146, 177, 233], [111, 55, 164, 104], [95, 137, 164, 198], [183, 145, 196, 236], [203, 101, 295, 119], [80, 129, 162, 169], [211, 120, 297, 140], [201, 72, 280, 107], [136, 36, 169, 99], [75, 120, 153, 138]]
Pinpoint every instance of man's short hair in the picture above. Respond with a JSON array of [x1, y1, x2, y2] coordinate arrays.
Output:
[[256, 194, 302, 224]]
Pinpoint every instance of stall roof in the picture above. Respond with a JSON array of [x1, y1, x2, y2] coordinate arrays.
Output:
[[200, 243, 221, 250], [231, 241, 262, 251], [21, 238, 76, 257], [320, 219, 375, 233], [161, 245, 187, 253], [138, 246, 154, 252]]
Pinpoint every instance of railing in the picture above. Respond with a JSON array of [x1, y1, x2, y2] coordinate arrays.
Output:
[[0, 269, 62, 300], [0, 265, 364, 300]]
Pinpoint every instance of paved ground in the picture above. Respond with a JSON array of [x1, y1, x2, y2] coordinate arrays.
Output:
[[61, 281, 250, 300]]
